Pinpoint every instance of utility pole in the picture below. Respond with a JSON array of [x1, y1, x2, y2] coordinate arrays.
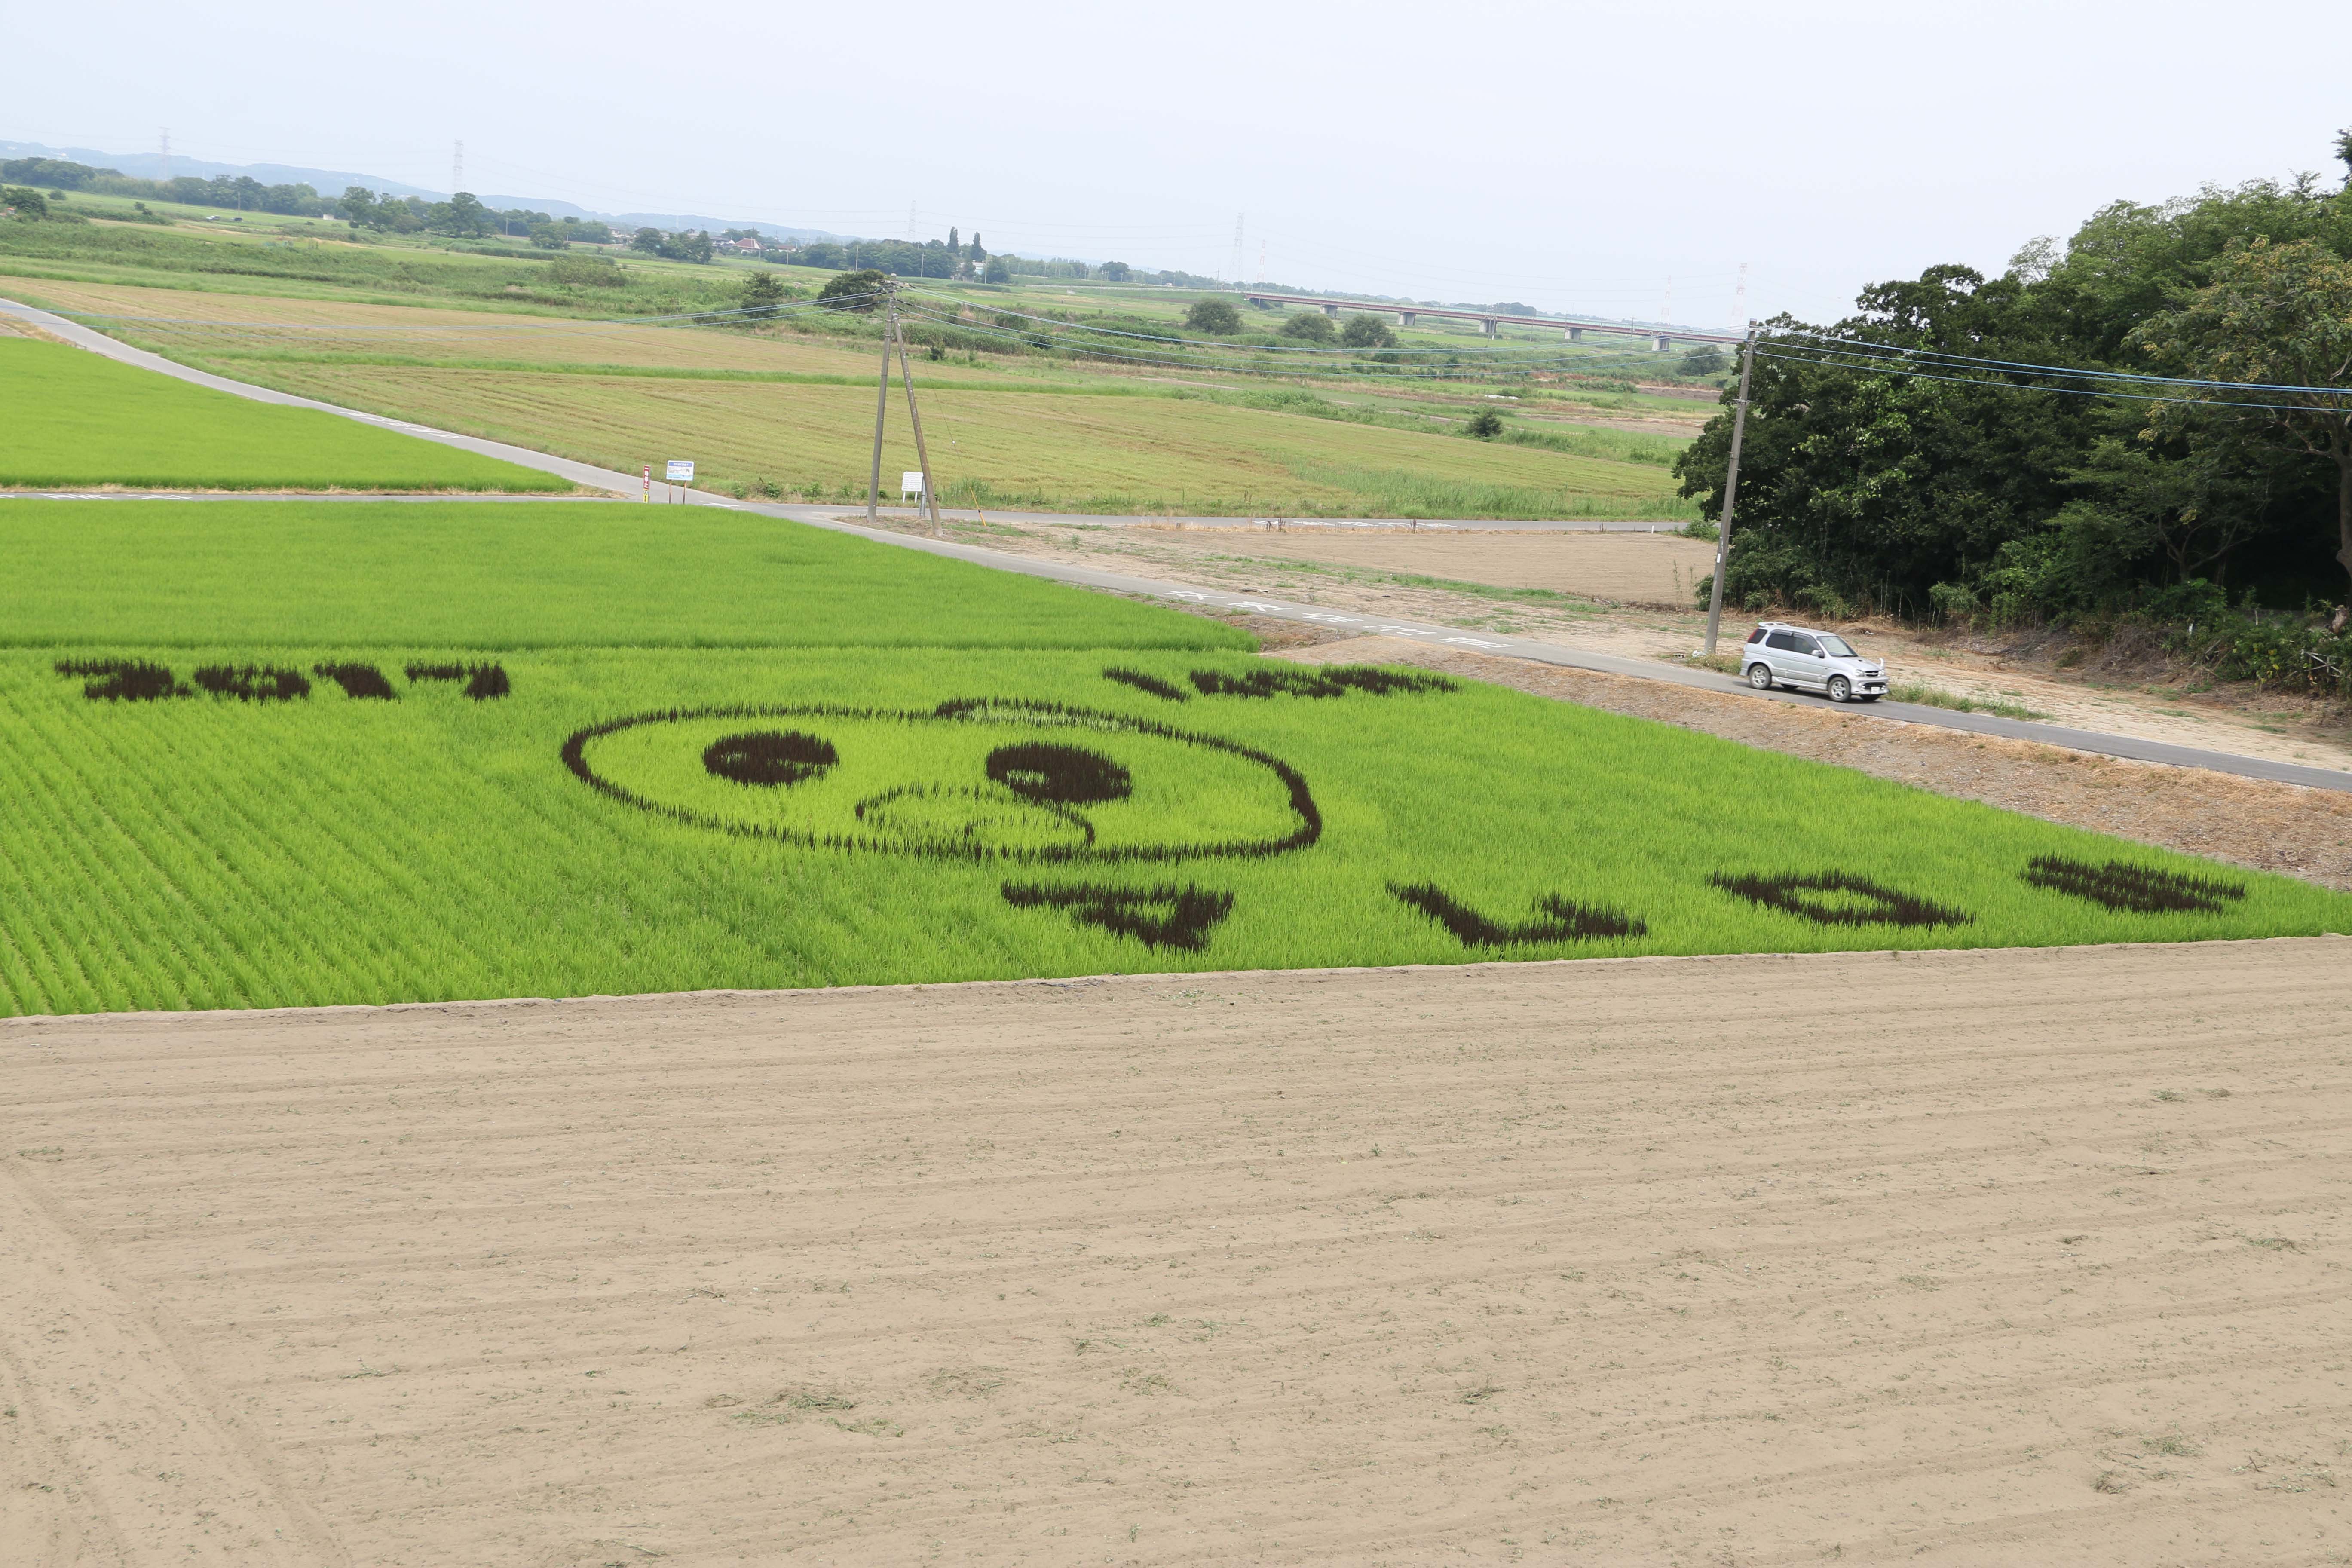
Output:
[[892, 303, 943, 537], [867, 285, 893, 521], [1229, 214, 1244, 286], [1702, 324, 1758, 657]]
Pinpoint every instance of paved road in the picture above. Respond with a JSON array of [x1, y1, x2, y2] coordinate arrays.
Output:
[[10, 294, 2349, 796]]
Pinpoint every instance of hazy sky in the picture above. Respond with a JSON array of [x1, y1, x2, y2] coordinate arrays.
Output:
[[11, 0, 2349, 325]]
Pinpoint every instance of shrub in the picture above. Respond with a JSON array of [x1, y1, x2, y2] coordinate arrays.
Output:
[[1465, 409, 1504, 439], [1341, 315, 1396, 349], [820, 269, 888, 312], [1184, 299, 1241, 335], [1278, 311, 1337, 343]]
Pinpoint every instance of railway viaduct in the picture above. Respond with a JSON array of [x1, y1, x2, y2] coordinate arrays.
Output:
[[1237, 291, 1741, 350]]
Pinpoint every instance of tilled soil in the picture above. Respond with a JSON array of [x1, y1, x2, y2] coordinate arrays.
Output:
[[1283, 637, 2352, 892], [4, 940, 2349, 1565]]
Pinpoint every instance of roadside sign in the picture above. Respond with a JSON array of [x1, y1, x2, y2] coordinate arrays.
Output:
[[901, 471, 925, 498], [665, 459, 694, 483]]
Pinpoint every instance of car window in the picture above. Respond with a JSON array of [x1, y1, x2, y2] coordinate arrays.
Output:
[[1792, 636, 1821, 656], [1764, 631, 1799, 652], [1746, 626, 1767, 643], [1818, 634, 1856, 657]]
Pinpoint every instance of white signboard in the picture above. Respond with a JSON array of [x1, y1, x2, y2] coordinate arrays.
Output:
[[901, 471, 926, 497], [665, 459, 694, 483]]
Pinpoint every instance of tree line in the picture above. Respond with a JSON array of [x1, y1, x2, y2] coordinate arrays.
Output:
[[1678, 132, 2352, 650]]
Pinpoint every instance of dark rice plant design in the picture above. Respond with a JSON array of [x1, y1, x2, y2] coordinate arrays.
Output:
[[1001, 882, 1234, 951], [313, 662, 398, 700], [192, 665, 311, 702], [1187, 665, 1455, 700], [1711, 871, 1969, 928], [2021, 855, 2245, 914], [406, 662, 510, 700], [986, 742, 1131, 805], [1391, 882, 1646, 946], [1103, 667, 1190, 702], [55, 658, 187, 701], [704, 731, 838, 787], [562, 698, 1320, 864]]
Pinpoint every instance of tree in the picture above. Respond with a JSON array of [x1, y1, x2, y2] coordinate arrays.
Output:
[[968, 231, 985, 263], [631, 227, 665, 255], [528, 224, 567, 250], [3, 187, 50, 220], [1279, 310, 1337, 343], [819, 269, 888, 311], [739, 270, 788, 319], [983, 256, 1010, 284], [339, 186, 389, 228], [1185, 299, 1241, 335], [1341, 315, 1396, 349], [948, 227, 959, 255], [1677, 345, 1727, 377], [2135, 237, 2352, 591], [425, 192, 492, 237], [1100, 260, 1132, 282], [1466, 409, 1504, 438]]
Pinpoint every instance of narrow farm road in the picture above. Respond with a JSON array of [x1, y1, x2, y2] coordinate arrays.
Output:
[[9, 293, 2347, 795]]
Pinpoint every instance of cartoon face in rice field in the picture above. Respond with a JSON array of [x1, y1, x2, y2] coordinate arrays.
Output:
[[561, 699, 1319, 862]]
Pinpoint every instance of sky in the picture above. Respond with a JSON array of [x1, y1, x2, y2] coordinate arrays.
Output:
[[9, 0, 2349, 327]]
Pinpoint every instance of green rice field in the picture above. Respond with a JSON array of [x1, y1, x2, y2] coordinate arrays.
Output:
[[1, 497, 2344, 1016], [0, 337, 567, 491]]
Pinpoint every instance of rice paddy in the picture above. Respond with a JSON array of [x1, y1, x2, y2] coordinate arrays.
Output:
[[1, 493, 2345, 1015], [0, 337, 566, 491]]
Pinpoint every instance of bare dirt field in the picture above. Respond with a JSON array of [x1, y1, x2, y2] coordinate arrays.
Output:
[[6, 940, 2349, 1565], [1138, 527, 1718, 609]]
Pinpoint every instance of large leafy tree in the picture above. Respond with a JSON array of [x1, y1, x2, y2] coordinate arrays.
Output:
[[2133, 237, 2352, 591]]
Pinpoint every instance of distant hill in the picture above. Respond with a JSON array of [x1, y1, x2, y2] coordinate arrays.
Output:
[[0, 139, 852, 245]]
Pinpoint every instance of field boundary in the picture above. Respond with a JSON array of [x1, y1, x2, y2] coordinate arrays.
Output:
[[6, 934, 2340, 1030], [10, 292, 2346, 795]]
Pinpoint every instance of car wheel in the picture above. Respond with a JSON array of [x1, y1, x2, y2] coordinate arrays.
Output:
[[1746, 662, 1773, 690], [1827, 675, 1852, 702]]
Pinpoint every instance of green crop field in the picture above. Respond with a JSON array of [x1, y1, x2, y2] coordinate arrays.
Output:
[[2, 497, 2343, 1017], [0, 337, 566, 491]]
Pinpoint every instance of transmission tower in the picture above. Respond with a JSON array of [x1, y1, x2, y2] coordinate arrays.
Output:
[[1256, 240, 1267, 285], [452, 140, 464, 193], [1735, 260, 1748, 323], [1229, 214, 1244, 285]]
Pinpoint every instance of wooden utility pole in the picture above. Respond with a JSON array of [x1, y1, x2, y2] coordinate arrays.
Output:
[[1702, 324, 1758, 657], [866, 285, 893, 521], [892, 308, 943, 536]]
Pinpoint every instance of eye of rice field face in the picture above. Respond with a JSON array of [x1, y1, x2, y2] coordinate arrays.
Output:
[[704, 731, 839, 787], [566, 703, 1317, 862]]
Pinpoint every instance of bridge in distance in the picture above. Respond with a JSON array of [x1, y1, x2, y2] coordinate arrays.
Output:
[[1237, 291, 1741, 350]]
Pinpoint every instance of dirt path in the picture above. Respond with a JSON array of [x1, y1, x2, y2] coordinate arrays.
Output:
[[1284, 637, 2352, 892], [6, 940, 2348, 1564]]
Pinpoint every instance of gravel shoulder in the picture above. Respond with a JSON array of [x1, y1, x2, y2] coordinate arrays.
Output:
[[5, 940, 2347, 1564]]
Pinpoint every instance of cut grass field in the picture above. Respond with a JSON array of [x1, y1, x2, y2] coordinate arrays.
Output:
[[1, 498, 2345, 1016], [0, 337, 564, 492]]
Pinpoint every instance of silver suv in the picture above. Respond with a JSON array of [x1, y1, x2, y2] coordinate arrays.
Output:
[[1740, 622, 1887, 702]]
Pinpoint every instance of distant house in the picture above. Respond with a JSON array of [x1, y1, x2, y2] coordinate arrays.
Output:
[[728, 238, 763, 253]]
